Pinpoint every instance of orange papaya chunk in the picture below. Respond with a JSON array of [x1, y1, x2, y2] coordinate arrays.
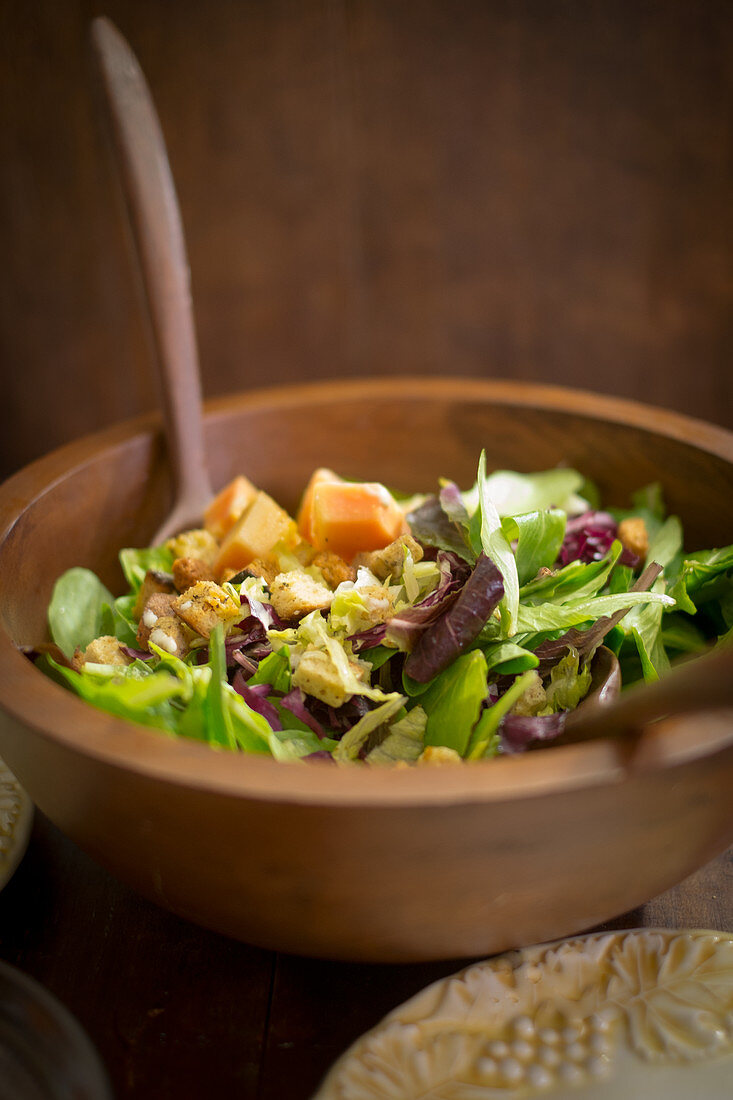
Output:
[[214, 491, 297, 576], [296, 468, 342, 544], [310, 481, 407, 562], [204, 476, 258, 541]]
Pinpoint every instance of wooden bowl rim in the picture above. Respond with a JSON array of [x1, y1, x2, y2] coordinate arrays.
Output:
[[1, 376, 732, 807]]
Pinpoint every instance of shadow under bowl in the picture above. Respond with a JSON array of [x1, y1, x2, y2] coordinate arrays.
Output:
[[0, 377, 731, 962]]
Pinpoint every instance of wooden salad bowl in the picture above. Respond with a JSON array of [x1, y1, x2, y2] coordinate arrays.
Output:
[[0, 378, 731, 962]]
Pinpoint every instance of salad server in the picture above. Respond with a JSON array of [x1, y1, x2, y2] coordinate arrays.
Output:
[[90, 17, 213, 543]]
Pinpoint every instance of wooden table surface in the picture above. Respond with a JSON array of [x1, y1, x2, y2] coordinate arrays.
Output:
[[0, 812, 729, 1099]]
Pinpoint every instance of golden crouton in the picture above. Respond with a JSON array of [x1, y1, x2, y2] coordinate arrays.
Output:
[[269, 572, 333, 621], [417, 745, 463, 766], [172, 556, 217, 592], [312, 551, 356, 589], [353, 534, 424, 581], [244, 557, 281, 587], [147, 615, 191, 657], [618, 517, 649, 560], [172, 581, 242, 639], [291, 647, 363, 708], [73, 635, 132, 670], [136, 593, 178, 649], [358, 585, 395, 624], [132, 569, 176, 619], [166, 529, 219, 568]]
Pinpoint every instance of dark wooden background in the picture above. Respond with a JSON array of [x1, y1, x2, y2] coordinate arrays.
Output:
[[0, 7, 732, 1095], [1, 0, 732, 484], [0, 815, 729, 1099]]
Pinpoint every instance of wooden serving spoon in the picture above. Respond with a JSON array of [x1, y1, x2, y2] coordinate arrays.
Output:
[[90, 17, 213, 544], [564, 643, 733, 743]]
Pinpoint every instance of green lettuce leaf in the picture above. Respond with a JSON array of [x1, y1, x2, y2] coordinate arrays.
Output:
[[333, 694, 406, 762], [465, 467, 587, 517], [268, 729, 338, 761], [543, 651, 592, 712], [632, 482, 666, 522], [667, 545, 733, 615], [48, 567, 115, 658], [610, 482, 667, 544], [106, 594, 139, 647], [481, 640, 539, 676], [420, 649, 489, 756], [204, 623, 237, 749], [248, 648, 292, 692], [46, 657, 182, 732], [366, 707, 427, 765], [515, 589, 675, 634], [477, 451, 519, 635], [660, 614, 709, 654], [206, 624, 273, 753], [519, 544, 622, 606], [619, 578, 671, 682], [362, 645, 398, 671], [505, 508, 566, 586], [645, 516, 683, 570], [119, 546, 174, 593], [466, 669, 537, 759]]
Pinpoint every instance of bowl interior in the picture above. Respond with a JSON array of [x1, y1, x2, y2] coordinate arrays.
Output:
[[1, 377, 732, 792]]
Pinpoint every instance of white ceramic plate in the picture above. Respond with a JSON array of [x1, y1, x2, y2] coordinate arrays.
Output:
[[0, 755, 32, 891], [314, 928, 733, 1099]]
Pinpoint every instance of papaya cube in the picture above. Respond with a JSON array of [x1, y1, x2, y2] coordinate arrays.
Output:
[[204, 475, 258, 541], [310, 481, 407, 562], [296, 467, 342, 543], [214, 491, 297, 576]]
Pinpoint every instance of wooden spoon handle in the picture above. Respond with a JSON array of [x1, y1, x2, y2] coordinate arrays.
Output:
[[90, 17, 213, 542], [565, 644, 733, 741]]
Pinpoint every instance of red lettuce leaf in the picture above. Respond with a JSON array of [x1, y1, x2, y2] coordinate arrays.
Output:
[[232, 672, 282, 730], [499, 712, 567, 754], [404, 553, 504, 683], [279, 687, 328, 739]]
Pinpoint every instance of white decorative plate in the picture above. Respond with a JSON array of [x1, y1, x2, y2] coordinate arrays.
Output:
[[314, 929, 733, 1099], [0, 755, 32, 891]]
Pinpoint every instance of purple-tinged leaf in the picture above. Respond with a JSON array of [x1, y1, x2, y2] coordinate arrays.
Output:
[[381, 551, 472, 651], [232, 672, 282, 730], [240, 592, 287, 630], [280, 688, 327, 739], [533, 561, 663, 672], [349, 621, 388, 653], [406, 495, 474, 560], [405, 553, 505, 682], [438, 481, 471, 526], [559, 511, 616, 565], [235, 615, 268, 645], [232, 650, 259, 677], [121, 645, 154, 662], [309, 695, 372, 735], [499, 712, 567, 754], [196, 629, 272, 669]]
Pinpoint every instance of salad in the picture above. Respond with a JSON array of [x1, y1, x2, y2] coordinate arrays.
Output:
[[34, 455, 733, 765]]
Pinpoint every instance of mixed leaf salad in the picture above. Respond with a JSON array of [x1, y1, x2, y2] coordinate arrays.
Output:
[[33, 456, 733, 765]]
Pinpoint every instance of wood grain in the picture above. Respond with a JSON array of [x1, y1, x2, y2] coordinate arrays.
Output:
[[0, 378, 731, 965], [0, 815, 274, 1098], [0, 815, 729, 1099], [1, 1, 732, 482], [89, 17, 214, 541]]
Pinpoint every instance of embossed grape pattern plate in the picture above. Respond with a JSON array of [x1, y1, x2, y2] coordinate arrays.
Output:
[[0, 755, 32, 892], [314, 929, 733, 1099]]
